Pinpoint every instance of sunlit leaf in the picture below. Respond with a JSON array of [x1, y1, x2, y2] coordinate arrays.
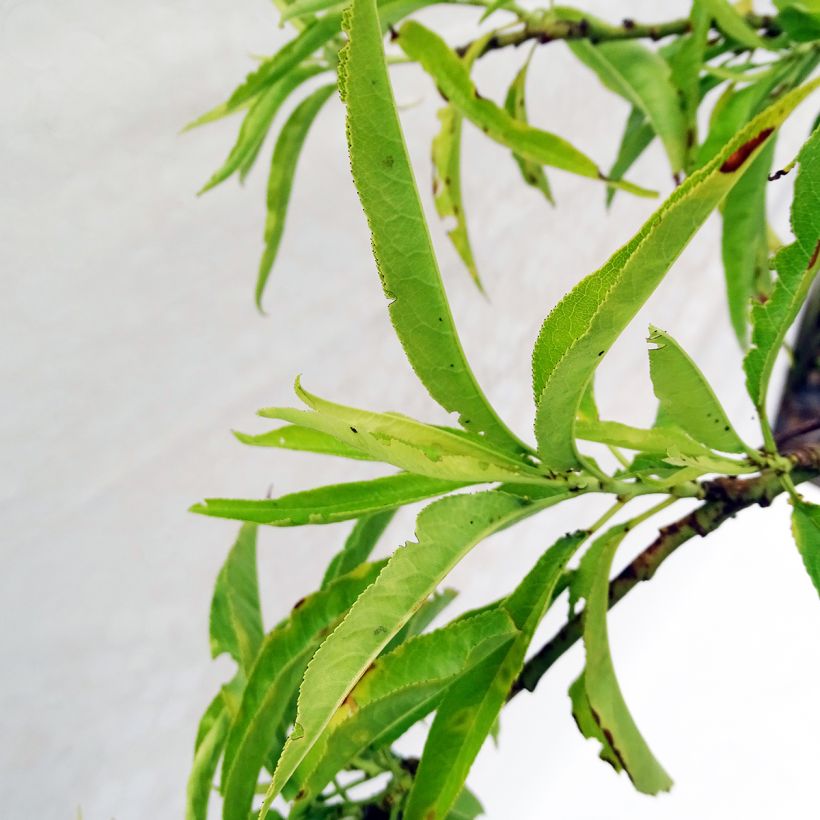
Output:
[[234, 424, 375, 461], [531, 79, 820, 471], [576, 417, 715, 457], [256, 83, 336, 308]]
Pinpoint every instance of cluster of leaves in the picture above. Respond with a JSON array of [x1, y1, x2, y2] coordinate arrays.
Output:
[[187, 1, 820, 818]]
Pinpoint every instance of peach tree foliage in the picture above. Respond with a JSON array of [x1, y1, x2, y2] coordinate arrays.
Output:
[[185, 1, 820, 818]]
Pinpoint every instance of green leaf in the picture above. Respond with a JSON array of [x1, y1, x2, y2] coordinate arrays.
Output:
[[568, 672, 623, 773], [192, 473, 468, 526], [383, 586, 459, 652], [220, 561, 386, 820], [321, 509, 395, 588], [563, 30, 688, 174], [288, 609, 517, 807], [745, 127, 820, 429], [404, 531, 585, 819], [339, 0, 528, 456], [186, 702, 231, 820], [210, 524, 264, 673], [258, 380, 552, 485], [791, 499, 820, 597], [605, 107, 654, 207], [531, 79, 820, 471], [576, 418, 714, 457], [234, 424, 375, 461], [447, 787, 485, 820], [256, 83, 336, 309], [776, 0, 820, 42], [700, 0, 775, 50], [259, 490, 560, 816], [504, 54, 555, 206], [397, 21, 655, 198], [227, 17, 341, 111], [577, 524, 673, 794], [721, 139, 776, 345], [199, 65, 324, 195], [647, 326, 747, 453]]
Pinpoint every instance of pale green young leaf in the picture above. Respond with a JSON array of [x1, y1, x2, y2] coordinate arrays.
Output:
[[531, 79, 820, 471], [396, 21, 655, 198], [605, 107, 654, 207], [745, 127, 820, 419], [288, 609, 517, 807], [321, 510, 395, 588], [256, 83, 336, 308], [258, 380, 551, 485], [563, 33, 688, 174], [721, 140, 776, 345], [791, 499, 820, 597], [578, 524, 673, 794], [259, 490, 559, 815], [576, 418, 716, 457], [339, 0, 528, 456], [568, 672, 622, 773], [234, 424, 375, 460], [210, 524, 264, 673], [192, 473, 468, 526], [220, 561, 386, 820], [404, 531, 584, 819], [504, 54, 555, 205], [700, 0, 775, 50], [648, 326, 747, 453], [199, 65, 324, 194]]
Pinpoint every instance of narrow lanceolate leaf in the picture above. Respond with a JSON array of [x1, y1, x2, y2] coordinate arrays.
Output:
[[339, 0, 527, 455], [258, 380, 551, 485], [256, 83, 336, 308], [504, 55, 554, 205], [199, 66, 324, 194], [259, 490, 558, 816], [605, 107, 654, 207], [187, 698, 231, 820], [791, 499, 820, 597], [227, 17, 341, 111], [564, 33, 688, 174], [575, 418, 715, 458], [288, 610, 517, 808], [531, 79, 820, 471], [220, 561, 386, 820], [431, 35, 490, 290], [191, 473, 468, 526], [721, 139, 776, 345], [234, 424, 375, 460], [404, 532, 585, 820], [210, 524, 264, 673], [568, 672, 623, 772], [578, 524, 673, 794], [321, 509, 395, 588], [397, 21, 655, 198], [745, 127, 820, 421], [700, 0, 775, 50], [648, 326, 747, 453], [384, 586, 459, 652]]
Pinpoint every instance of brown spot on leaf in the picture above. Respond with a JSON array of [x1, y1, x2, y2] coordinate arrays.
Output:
[[720, 128, 774, 173]]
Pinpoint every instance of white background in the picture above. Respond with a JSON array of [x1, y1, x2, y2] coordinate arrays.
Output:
[[3, 0, 820, 817]]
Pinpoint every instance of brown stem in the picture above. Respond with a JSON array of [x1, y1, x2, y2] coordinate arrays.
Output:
[[509, 444, 820, 700], [459, 12, 779, 60]]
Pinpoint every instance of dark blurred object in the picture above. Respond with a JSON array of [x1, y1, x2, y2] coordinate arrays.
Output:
[[775, 280, 820, 478]]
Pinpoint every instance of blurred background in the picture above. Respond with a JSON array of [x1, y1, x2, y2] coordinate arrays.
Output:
[[3, 0, 820, 817]]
